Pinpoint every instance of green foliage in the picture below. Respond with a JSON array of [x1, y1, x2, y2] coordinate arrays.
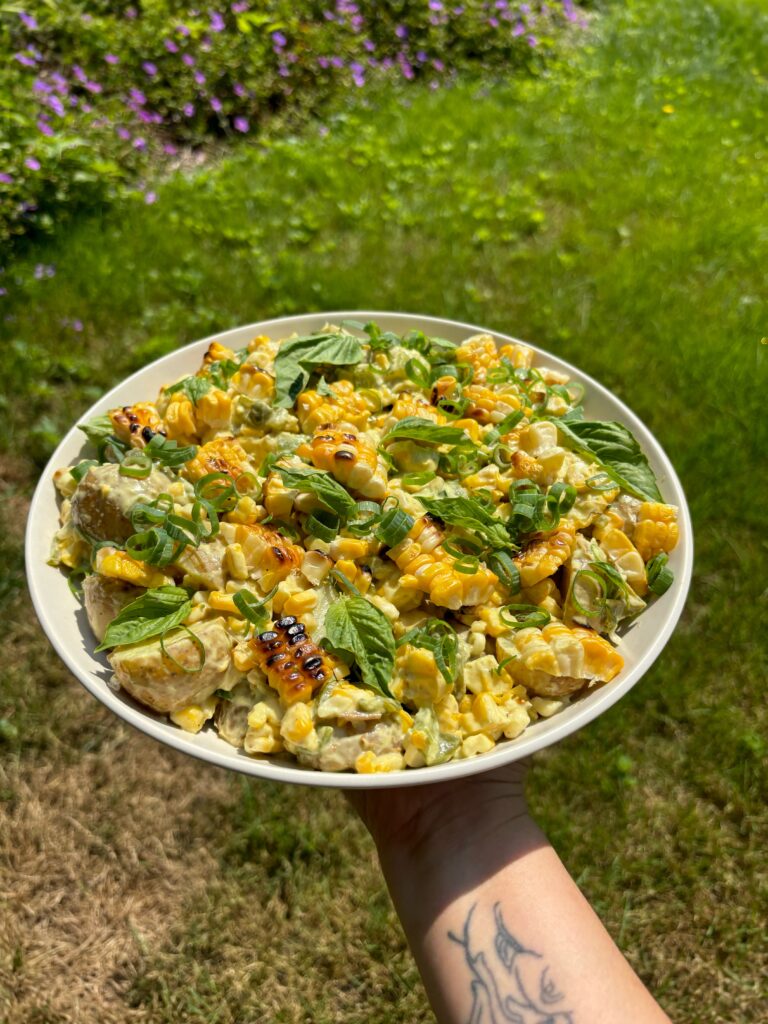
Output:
[[0, 0, 576, 247]]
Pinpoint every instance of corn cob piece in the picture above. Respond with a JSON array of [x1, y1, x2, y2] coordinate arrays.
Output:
[[387, 516, 498, 610], [109, 403, 165, 447], [514, 525, 575, 588], [497, 621, 623, 698], [163, 394, 199, 445], [304, 426, 388, 499], [181, 437, 252, 484], [634, 502, 679, 562], [454, 334, 500, 383], [232, 522, 303, 588], [249, 615, 336, 704], [377, 393, 444, 433], [593, 523, 648, 596], [296, 380, 371, 433], [201, 340, 236, 368], [431, 376, 522, 424]]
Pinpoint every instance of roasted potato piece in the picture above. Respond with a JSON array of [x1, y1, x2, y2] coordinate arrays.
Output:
[[109, 617, 237, 713], [82, 574, 142, 643], [70, 463, 174, 543]]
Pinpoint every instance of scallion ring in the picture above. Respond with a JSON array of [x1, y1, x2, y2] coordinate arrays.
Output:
[[405, 358, 431, 389], [570, 569, 606, 617], [233, 585, 278, 628], [401, 470, 437, 488], [452, 554, 480, 575], [488, 551, 521, 593], [375, 507, 414, 547], [646, 553, 674, 596], [119, 450, 152, 479], [499, 604, 551, 630], [306, 509, 341, 542], [160, 625, 206, 674]]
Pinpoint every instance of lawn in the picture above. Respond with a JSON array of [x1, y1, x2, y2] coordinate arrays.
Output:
[[1, 0, 767, 1021]]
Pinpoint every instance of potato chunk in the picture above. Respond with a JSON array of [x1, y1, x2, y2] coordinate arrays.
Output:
[[82, 574, 142, 643], [109, 617, 237, 713], [70, 463, 174, 543]]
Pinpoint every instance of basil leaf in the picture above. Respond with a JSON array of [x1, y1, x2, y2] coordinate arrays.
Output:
[[78, 414, 114, 447], [382, 416, 471, 447], [165, 374, 213, 405], [324, 597, 396, 699], [96, 585, 192, 651], [553, 419, 663, 502], [274, 332, 364, 408], [417, 494, 511, 550], [275, 466, 357, 518]]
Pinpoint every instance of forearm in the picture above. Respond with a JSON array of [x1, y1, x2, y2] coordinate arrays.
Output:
[[377, 813, 670, 1024]]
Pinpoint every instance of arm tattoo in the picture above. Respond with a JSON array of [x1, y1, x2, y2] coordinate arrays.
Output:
[[448, 902, 574, 1024]]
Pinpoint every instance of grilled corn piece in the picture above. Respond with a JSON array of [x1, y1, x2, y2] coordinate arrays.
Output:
[[182, 437, 251, 484], [248, 615, 337, 704], [514, 525, 575, 589], [634, 502, 679, 562], [497, 622, 623, 698], [109, 403, 165, 447], [303, 426, 388, 500]]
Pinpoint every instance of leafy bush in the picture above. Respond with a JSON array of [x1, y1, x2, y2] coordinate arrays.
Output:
[[0, 1, 583, 247]]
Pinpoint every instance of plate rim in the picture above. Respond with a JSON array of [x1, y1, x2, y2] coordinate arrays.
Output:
[[25, 310, 694, 788]]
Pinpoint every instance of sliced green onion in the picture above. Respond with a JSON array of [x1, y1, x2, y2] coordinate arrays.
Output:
[[496, 410, 524, 434], [160, 625, 206, 674], [358, 387, 383, 411], [233, 585, 277, 629], [375, 507, 414, 547], [586, 472, 617, 492], [195, 472, 237, 511], [489, 551, 521, 593], [494, 654, 518, 674], [405, 358, 431, 389], [70, 460, 98, 483], [144, 433, 198, 467], [437, 394, 471, 419], [442, 537, 483, 558], [453, 554, 480, 575], [500, 604, 551, 630], [492, 444, 514, 468], [646, 553, 674, 596], [306, 509, 341, 542], [486, 365, 513, 385], [567, 382, 586, 404], [329, 568, 361, 596], [570, 569, 606, 617], [119, 450, 152, 479]]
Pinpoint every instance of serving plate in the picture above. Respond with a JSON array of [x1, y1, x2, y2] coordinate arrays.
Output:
[[26, 311, 693, 788]]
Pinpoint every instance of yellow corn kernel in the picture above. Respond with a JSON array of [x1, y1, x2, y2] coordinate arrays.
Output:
[[497, 342, 533, 369], [231, 364, 274, 400], [355, 751, 405, 774], [183, 437, 251, 484], [308, 425, 388, 499], [281, 702, 316, 745], [196, 388, 232, 433], [335, 558, 372, 596], [634, 502, 679, 562], [203, 340, 236, 367], [163, 393, 199, 445], [593, 525, 647, 596], [281, 589, 318, 619], [393, 644, 450, 708], [208, 591, 239, 615], [233, 640, 258, 673], [224, 495, 260, 525], [170, 695, 218, 734], [329, 537, 369, 561], [460, 734, 495, 758], [95, 548, 173, 589], [453, 418, 483, 442], [224, 543, 249, 581], [455, 334, 500, 383]]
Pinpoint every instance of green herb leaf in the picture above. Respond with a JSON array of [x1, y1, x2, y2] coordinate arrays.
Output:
[[324, 597, 396, 699], [381, 416, 471, 447], [275, 466, 357, 518], [78, 414, 114, 447], [553, 419, 663, 502], [96, 586, 192, 651], [416, 494, 511, 550], [165, 374, 213, 405], [274, 332, 364, 408]]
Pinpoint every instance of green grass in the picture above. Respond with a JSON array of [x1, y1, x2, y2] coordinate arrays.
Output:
[[2, 0, 767, 1021]]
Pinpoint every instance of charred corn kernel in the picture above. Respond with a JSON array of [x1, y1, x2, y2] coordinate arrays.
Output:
[[634, 502, 679, 561], [280, 701, 316, 745], [202, 340, 236, 367], [455, 334, 500, 383], [510, 449, 544, 481], [388, 516, 497, 610], [163, 393, 199, 445], [497, 342, 533, 369], [109, 402, 165, 447], [460, 734, 495, 758], [182, 437, 251, 484], [355, 750, 405, 773], [234, 523, 303, 588], [377, 393, 444, 432], [308, 426, 388, 499], [196, 388, 232, 432], [249, 615, 337, 704], [518, 421, 559, 456], [224, 543, 249, 580], [208, 591, 239, 614], [231, 364, 274, 399], [593, 525, 647, 596], [297, 380, 371, 433], [95, 548, 173, 588], [170, 695, 218, 734], [515, 525, 575, 588]]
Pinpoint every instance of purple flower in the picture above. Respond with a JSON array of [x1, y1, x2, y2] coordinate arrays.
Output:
[[163, 143, 178, 154], [233, 82, 246, 97], [233, 115, 249, 132], [210, 11, 225, 32], [82, 102, 92, 112], [177, 23, 190, 36], [428, 0, 443, 9], [50, 72, 68, 93], [142, 61, 158, 76], [272, 31, 287, 48], [48, 95, 66, 117], [489, 16, 499, 27], [133, 136, 146, 149], [85, 80, 102, 94], [395, 24, 408, 39], [0, 289, 8, 298], [278, 64, 290, 77], [125, 6, 137, 18], [433, 58, 445, 72], [117, 126, 131, 140], [137, 109, 154, 123], [400, 61, 414, 80], [317, 56, 329, 69], [183, 102, 195, 117], [73, 65, 88, 84], [33, 78, 52, 94], [512, 21, 524, 36], [164, 38, 179, 52], [144, 191, 157, 204], [231, 1, 249, 11], [330, 55, 344, 68], [105, 53, 120, 64], [0, 173, 13, 185], [72, 319, 83, 331], [527, 34, 537, 46], [194, 70, 206, 85], [363, 39, 375, 52], [495, 0, 508, 7], [19, 11, 38, 30], [182, 53, 196, 66], [129, 88, 147, 105], [24, 157, 41, 171], [416, 50, 428, 62], [210, 96, 222, 112], [14, 53, 37, 67]]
